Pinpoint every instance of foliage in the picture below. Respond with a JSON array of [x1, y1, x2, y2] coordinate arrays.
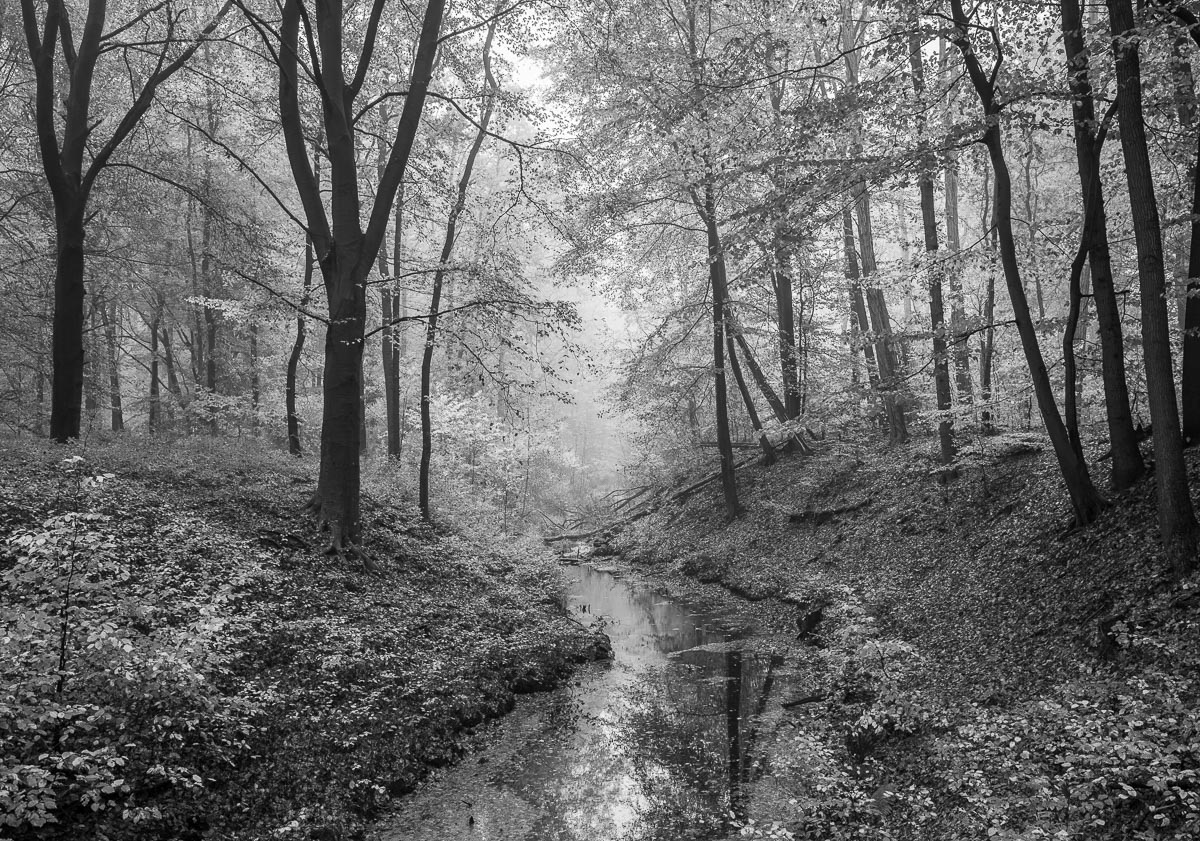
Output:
[[0, 440, 599, 840]]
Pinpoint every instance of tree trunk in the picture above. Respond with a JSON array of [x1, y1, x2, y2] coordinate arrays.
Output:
[[98, 294, 123, 432], [249, 323, 260, 433], [149, 299, 162, 433], [1108, 0, 1198, 573], [844, 205, 881, 400], [1059, 0, 1145, 489], [419, 21, 499, 519], [950, 0, 1106, 526], [853, 188, 908, 442], [940, 37, 973, 407], [772, 259, 802, 419], [698, 185, 741, 518], [910, 28, 955, 463], [980, 165, 997, 433], [49, 209, 86, 441], [726, 312, 787, 423], [1184, 125, 1200, 446]]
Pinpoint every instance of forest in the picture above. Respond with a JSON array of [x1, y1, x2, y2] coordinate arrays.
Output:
[[2, 0, 1200, 839]]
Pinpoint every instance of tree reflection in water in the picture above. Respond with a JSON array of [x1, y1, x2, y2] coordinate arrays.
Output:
[[382, 564, 777, 841]]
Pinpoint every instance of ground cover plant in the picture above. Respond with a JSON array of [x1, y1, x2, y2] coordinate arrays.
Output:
[[0, 439, 600, 840]]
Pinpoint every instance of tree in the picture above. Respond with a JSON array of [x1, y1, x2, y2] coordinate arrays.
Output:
[[948, 0, 1106, 525], [1057, 0, 1144, 489], [418, 17, 500, 520], [260, 0, 446, 552], [19, 0, 232, 442], [1106, 0, 1197, 573]]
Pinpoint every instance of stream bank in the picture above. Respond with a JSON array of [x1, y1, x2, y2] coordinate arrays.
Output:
[[598, 435, 1200, 840]]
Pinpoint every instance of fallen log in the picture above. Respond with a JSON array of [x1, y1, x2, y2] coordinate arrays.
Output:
[[789, 496, 873, 526]]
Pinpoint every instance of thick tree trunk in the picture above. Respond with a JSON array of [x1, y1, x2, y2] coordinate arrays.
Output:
[[312, 270, 366, 545], [950, 0, 1106, 525], [1060, 0, 1145, 489], [49, 210, 86, 441], [1108, 0, 1198, 573]]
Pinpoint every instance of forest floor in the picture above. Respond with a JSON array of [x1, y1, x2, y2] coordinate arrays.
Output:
[[0, 438, 604, 841], [608, 431, 1200, 841]]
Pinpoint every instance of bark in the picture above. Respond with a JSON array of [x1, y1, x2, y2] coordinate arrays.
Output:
[[419, 19, 498, 519], [910, 27, 955, 463], [1059, 0, 1145, 489], [1107, 0, 1198, 573], [1023, 127, 1046, 320], [950, 0, 1106, 525]]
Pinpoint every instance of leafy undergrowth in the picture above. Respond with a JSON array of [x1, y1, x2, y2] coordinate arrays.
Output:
[[0, 438, 600, 841], [616, 432, 1200, 841]]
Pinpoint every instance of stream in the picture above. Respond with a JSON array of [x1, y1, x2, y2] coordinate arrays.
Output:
[[380, 562, 781, 841]]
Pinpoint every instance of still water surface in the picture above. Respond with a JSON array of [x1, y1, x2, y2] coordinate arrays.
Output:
[[381, 563, 777, 841]]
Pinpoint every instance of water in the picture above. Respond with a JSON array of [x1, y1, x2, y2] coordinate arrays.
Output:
[[380, 563, 778, 841]]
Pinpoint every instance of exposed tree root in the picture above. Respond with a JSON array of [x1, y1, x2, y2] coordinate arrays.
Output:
[[304, 493, 379, 573]]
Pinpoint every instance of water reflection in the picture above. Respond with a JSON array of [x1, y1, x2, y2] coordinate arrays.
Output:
[[383, 564, 775, 841]]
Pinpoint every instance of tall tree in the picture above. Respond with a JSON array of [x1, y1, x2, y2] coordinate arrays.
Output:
[[1106, 0, 1197, 573], [263, 0, 446, 552], [948, 0, 1105, 525], [1057, 0, 1144, 489], [19, 0, 232, 442]]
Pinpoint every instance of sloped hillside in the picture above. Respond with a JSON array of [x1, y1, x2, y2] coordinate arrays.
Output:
[[613, 433, 1200, 840]]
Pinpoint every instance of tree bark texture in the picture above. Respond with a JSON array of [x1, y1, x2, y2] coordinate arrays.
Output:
[[1108, 0, 1197, 573], [1060, 0, 1145, 488]]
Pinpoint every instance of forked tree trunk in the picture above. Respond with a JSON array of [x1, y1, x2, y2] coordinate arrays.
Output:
[[276, 0, 444, 551], [1059, 0, 1145, 488], [1108, 0, 1198, 573], [950, 0, 1106, 525]]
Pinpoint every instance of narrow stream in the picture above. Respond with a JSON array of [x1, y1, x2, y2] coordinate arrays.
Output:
[[381, 563, 778, 841]]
